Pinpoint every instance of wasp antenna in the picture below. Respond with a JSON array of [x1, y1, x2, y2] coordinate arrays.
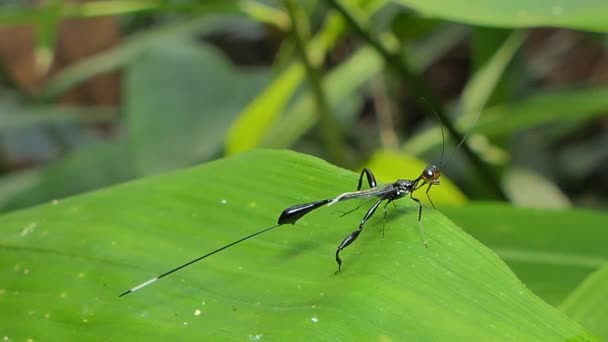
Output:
[[418, 97, 447, 169], [435, 110, 446, 169], [442, 109, 482, 169], [419, 97, 483, 170]]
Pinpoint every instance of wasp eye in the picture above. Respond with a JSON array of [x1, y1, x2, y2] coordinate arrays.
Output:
[[422, 165, 440, 182]]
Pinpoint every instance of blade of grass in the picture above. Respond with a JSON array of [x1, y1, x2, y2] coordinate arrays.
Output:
[[263, 25, 467, 149], [402, 31, 525, 199], [226, 8, 348, 155], [285, 0, 344, 164]]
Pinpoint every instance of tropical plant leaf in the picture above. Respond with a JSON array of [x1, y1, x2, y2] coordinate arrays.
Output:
[[442, 203, 608, 305], [403, 86, 608, 163], [225, 64, 304, 155], [403, 29, 523, 155], [264, 25, 466, 149], [479, 86, 608, 138], [393, 0, 608, 32], [225, 9, 347, 155], [0, 105, 116, 130], [560, 265, 608, 341], [0, 150, 592, 340], [126, 37, 268, 174], [0, 139, 137, 212], [40, 14, 242, 100]]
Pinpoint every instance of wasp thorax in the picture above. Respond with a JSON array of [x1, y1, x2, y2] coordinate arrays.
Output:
[[421, 165, 441, 184]]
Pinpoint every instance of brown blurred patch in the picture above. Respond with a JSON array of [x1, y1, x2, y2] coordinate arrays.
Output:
[[524, 29, 605, 85], [0, 24, 40, 93], [0, 0, 121, 106]]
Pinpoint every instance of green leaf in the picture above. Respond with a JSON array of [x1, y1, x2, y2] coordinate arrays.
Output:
[[226, 64, 304, 155], [393, 0, 608, 32], [126, 38, 268, 174], [0, 105, 116, 131], [442, 203, 608, 305], [0, 169, 40, 210], [227, 10, 349, 153], [0, 0, 168, 24], [264, 25, 466, 149], [459, 30, 525, 117], [263, 46, 382, 148], [4, 28, 269, 211], [227, 0, 340, 155], [40, 14, 242, 100], [403, 86, 608, 163], [478, 87, 608, 138], [240, 0, 290, 29], [470, 29, 514, 110], [0, 150, 592, 340], [33, 0, 63, 74], [403, 30, 524, 155], [0, 139, 137, 212], [560, 265, 608, 341]]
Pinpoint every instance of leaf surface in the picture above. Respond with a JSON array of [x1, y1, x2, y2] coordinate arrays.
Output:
[[443, 203, 608, 305], [394, 0, 608, 32], [0, 150, 592, 340], [561, 265, 608, 341]]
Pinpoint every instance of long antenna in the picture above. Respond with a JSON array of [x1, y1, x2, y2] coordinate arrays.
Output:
[[119, 224, 284, 297], [432, 109, 447, 167], [419, 97, 482, 170], [440, 110, 482, 170], [419, 97, 446, 167]]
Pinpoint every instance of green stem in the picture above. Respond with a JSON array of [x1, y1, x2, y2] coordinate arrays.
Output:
[[326, 0, 505, 199], [285, 0, 345, 165]]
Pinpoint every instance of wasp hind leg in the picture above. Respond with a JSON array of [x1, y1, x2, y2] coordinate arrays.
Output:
[[335, 198, 383, 274], [357, 168, 377, 190]]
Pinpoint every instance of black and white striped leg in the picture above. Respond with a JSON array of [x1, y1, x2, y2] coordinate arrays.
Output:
[[357, 168, 377, 190], [335, 198, 383, 274]]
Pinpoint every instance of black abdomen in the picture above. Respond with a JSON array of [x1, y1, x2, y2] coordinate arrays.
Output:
[[278, 199, 332, 225]]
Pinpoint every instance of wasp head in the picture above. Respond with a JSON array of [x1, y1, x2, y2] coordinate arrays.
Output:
[[421, 165, 440, 185]]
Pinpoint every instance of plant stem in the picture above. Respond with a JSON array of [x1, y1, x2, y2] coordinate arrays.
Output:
[[285, 0, 345, 165], [326, 0, 505, 199]]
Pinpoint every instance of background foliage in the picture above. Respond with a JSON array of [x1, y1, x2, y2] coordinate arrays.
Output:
[[0, 0, 607, 340]]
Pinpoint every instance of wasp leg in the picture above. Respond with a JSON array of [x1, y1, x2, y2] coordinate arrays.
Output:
[[335, 198, 383, 274], [357, 168, 377, 190], [409, 194, 428, 248], [335, 168, 379, 218], [425, 183, 436, 210]]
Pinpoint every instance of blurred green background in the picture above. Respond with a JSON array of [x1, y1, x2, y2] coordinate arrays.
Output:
[[1, 0, 608, 340], [1, 0, 607, 212]]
